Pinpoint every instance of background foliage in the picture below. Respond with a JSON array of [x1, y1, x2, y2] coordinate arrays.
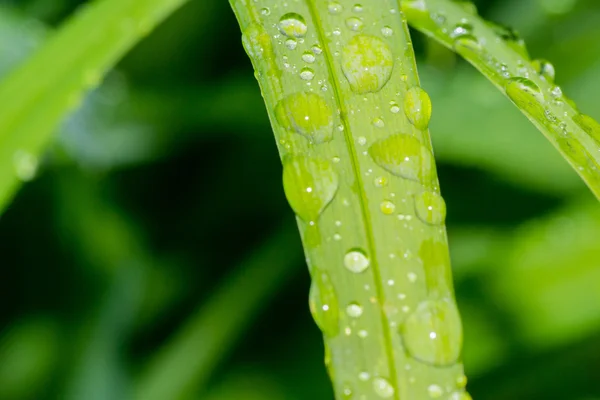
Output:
[[0, 0, 599, 399]]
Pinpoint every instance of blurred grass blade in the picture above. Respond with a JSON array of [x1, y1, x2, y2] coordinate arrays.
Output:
[[403, 0, 600, 200], [134, 226, 302, 400], [0, 0, 189, 214], [230, 1, 468, 399]]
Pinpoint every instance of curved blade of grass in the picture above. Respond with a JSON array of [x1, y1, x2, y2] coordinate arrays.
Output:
[[134, 226, 302, 400], [403, 0, 600, 200], [0, 0, 189, 214], [230, 1, 468, 399]]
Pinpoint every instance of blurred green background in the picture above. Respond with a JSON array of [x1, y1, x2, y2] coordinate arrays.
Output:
[[0, 0, 599, 399]]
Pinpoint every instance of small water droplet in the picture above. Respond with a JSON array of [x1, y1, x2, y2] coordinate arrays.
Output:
[[279, 13, 308, 38], [13, 150, 39, 182], [312, 44, 323, 55], [374, 176, 388, 187], [358, 329, 369, 338], [414, 191, 446, 225], [380, 200, 396, 215], [275, 92, 333, 143], [285, 38, 298, 50], [300, 67, 315, 80], [346, 302, 364, 318], [456, 374, 468, 388], [341, 35, 394, 94], [400, 298, 463, 366], [260, 7, 270, 16], [345, 17, 364, 31], [353, 4, 364, 13], [358, 136, 368, 146], [505, 77, 544, 108], [328, 2, 343, 14], [531, 59, 556, 83], [332, 28, 342, 36], [372, 377, 395, 398], [372, 117, 385, 128], [282, 156, 339, 222], [302, 51, 316, 63], [309, 270, 340, 338], [381, 26, 393, 37], [404, 86, 433, 130], [450, 22, 473, 39], [428, 384, 443, 398], [344, 249, 370, 273], [448, 391, 472, 400], [369, 134, 433, 184], [358, 371, 370, 381], [390, 101, 400, 113]]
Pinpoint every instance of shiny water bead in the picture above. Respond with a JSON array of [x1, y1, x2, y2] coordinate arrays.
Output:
[[275, 92, 333, 143], [380, 200, 396, 215], [346, 302, 364, 318], [414, 191, 446, 225], [505, 77, 544, 107], [345, 17, 364, 32], [282, 156, 339, 223], [381, 26, 393, 37], [302, 51, 316, 63], [448, 391, 472, 400], [278, 13, 308, 38], [372, 377, 395, 398], [341, 35, 394, 94], [532, 59, 556, 83], [328, 2, 343, 15], [450, 22, 473, 39], [309, 269, 340, 337], [400, 298, 463, 366], [427, 384, 443, 398], [369, 134, 433, 183], [344, 249, 370, 273], [404, 86, 433, 130], [300, 67, 315, 80]]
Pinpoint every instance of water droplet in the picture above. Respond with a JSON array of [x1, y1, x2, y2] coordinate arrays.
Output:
[[531, 59, 555, 83], [300, 67, 315, 80], [380, 200, 396, 215], [372, 377, 395, 398], [346, 302, 364, 318], [456, 374, 468, 388], [390, 101, 401, 113], [505, 77, 544, 107], [358, 329, 369, 338], [369, 134, 433, 183], [342, 385, 353, 399], [260, 7, 270, 16], [428, 384, 443, 398], [400, 298, 463, 366], [381, 26, 393, 37], [353, 4, 364, 12], [453, 34, 482, 55], [344, 249, 370, 273], [414, 191, 446, 225], [450, 22, 473, 39], [358, 371, 370, 381], [279, 13, 308, 38], [404, 86, 433, 130], [312, 44, 323, 55], [282, 156, 339, 222], [372, 117, 385, 128], [309, 269, 340, 338], [328, 2, 343, 14], [285, 38, 298, 50], [345, 17, 364, 31], [448, 392, 472, 400], [341, 35, 394, 94], [13, 150, 38, 182], [374, 176, 388, 187], [358, 136, 368, 146], [332, 28, 342, 36], [275, 92, 333, 143], [302, 51, 316, 63], [573, 114, 600, 146]]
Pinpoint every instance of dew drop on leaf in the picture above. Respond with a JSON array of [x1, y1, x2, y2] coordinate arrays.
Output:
[[404, 86, 433, 130], [531, 59, 556, 83], [346, 302, 364, 318], [369, 134, 433, 183], [345, 17, 364, 31], [414, 191, 446, 225], [300, 67, 315, 81], [309, 269, 340, 338], [282, 155, 339, 223], [380, 200, 396, 215], [275, 92, 333, 143], [448, 391, 473, 400], [328, 2, 343, 15], [505, 77, 544, 107], [341, 35, 394, 94], [427, 384, 444, 398], [400, 298, 463, 366], [344, 249, 370, 273], [278, 13, 308, 38], [372, 377, 395, 398]]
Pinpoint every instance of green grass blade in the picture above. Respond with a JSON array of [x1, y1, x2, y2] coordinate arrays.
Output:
[[403, 0, 600, 200], [0, 0, 188, 213], [229, 1, 468, 399], [134, 226, 302, 400]]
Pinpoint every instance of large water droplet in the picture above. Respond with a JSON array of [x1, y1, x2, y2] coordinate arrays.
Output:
[[404, 86, 433, 130], [414, 191, 446, 225], [344, 249, 370, 273], [282, 156, 339, 222], [346, 302, 364, 318], [242, 23, 274, 59], [531, 59, 556, 83], [400, 298, 463, 366], [345, 17, 364, 31], [300, 67, 315, 81], [302, 51, 316, 63], [369, 134, 433, 183], [573, 114, 600, 146], [309, 269, 340, 338], [372, 377, 395, 398], [505, 77, 544, 107], [275, 92, 333, 143], [279, 13, 308, 38], [341, 35, 394, 94]]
